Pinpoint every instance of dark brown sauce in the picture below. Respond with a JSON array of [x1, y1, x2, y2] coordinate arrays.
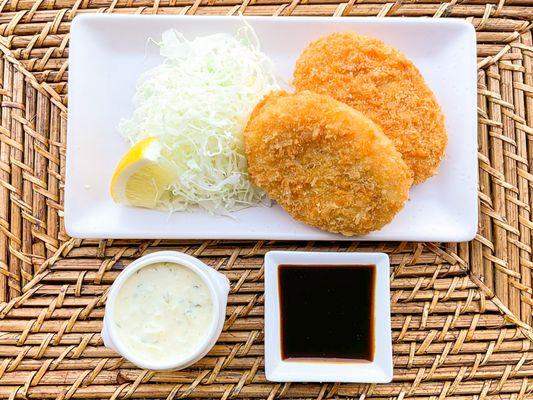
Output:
[[278, 264, 375, 362]]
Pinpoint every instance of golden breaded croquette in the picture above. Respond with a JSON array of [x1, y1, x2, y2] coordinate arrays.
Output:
[[243, 91, 413, 236], [293, 32, 447, 184]]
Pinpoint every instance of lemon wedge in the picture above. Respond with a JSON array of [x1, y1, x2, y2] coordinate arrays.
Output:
[[111, 137, 176, 209]]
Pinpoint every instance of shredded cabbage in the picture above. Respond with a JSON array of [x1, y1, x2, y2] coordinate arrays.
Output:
[[119, 26, 279, 214]]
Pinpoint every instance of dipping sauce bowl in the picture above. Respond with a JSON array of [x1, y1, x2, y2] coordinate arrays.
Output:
[[264, 251, 392, 383]]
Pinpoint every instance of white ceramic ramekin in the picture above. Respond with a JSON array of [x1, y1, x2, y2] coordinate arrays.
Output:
[[102, 251, 230, 371]]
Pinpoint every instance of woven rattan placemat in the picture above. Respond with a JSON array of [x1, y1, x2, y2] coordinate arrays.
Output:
[[0, 2, 532, 399]]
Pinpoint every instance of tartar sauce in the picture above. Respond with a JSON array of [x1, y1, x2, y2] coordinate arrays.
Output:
[[113, 262, 214, 363]]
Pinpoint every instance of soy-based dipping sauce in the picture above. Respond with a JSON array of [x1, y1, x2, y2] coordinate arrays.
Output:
[[278, 264, 375, 362]]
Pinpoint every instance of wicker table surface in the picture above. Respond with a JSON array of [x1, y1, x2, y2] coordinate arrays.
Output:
[[0, 1, 532, 399]]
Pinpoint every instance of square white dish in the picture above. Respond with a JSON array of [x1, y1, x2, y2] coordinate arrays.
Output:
[[263, 251, 392, 382], [66, 15, 478, 241]]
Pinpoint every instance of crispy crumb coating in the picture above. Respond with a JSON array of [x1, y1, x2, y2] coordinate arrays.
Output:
[[293, 32, 447, 184], [243, 91, 413, 236]]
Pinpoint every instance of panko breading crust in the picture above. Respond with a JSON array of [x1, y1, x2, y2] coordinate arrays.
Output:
[[243, 91, 413, 236], [293, 32, 447, 184]]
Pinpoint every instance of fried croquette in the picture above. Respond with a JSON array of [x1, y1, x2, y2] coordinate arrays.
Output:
[[243, 91, 413, 236], [293, 32, 447, 184]]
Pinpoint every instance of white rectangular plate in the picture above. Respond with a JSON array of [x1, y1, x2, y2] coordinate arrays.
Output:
[[66, 15, 478, 241]]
